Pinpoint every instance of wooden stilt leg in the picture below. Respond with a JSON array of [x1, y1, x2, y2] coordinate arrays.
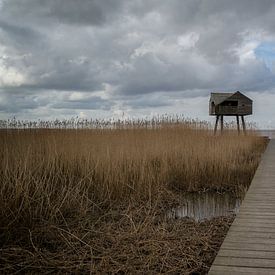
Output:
[[236, 115, 240, 135], [220, 115, 224, 133], [214, 115, 219, 135], [241, 115, 246, 135]]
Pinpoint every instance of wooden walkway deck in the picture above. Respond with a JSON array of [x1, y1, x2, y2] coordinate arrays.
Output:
[[209, 139, 275, 274]]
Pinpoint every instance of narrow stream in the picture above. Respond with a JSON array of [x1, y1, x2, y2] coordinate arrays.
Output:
[[168, 192, 242, 221]]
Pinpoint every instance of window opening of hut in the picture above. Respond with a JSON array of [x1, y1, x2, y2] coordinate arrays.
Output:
[[221, 100, 238, 106]]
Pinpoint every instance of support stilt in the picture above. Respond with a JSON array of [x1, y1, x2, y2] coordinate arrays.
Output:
[[213, 115, 247, 135], [236, 115, 240, 135], [214, 115, 219, 135], [241, 115, 246, 135]]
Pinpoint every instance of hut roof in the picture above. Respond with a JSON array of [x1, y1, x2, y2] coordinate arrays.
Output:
[[210, 93, 234, 105], [210, 91, 252, 105]]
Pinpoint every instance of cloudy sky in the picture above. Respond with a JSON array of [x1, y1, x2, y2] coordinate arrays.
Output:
[[0, 0, 275, 127]]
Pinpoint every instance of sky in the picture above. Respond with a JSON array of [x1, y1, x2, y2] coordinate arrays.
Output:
[[0, 0, 275, 128]]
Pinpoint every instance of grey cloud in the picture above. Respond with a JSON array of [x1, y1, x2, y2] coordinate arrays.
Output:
[[0, 20, 39, 41], [158, 0, 275, 62], [51, 0, 123, 26], [1, 0, 124, 26], [0, 88, 111, 116], [0, 20, 44, 55], [118, 51, 275, 96], [0, 0, 275, 120], [120, 93, 173, 109], [51, 96, 111, 110], [0, 92, 40, 113]]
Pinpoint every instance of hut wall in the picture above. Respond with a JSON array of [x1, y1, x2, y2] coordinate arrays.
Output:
[[216, 103, 252, 115], [209, 93, 252, 116]]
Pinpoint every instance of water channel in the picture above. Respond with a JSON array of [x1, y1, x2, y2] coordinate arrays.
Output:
[[168, 192, 242, 221]]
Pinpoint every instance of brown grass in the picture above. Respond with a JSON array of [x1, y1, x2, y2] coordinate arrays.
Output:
[[0, 125, 266, 273]]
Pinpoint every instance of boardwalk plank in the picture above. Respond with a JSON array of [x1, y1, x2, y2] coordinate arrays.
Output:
[[222, 242, 275, 251], [218, 249, 275, 259], [210, 265, 275, 275], [240, 205, 275, 209], [238, 212, 275, 215], [230, 226, 275, 233], [230, 222, 275, 228], [228, 231, 275, 239], [223, 237, 275, 245], [237, 216, 275, 219], [214, 257, 275, 268], [234, 218, 275, 224]]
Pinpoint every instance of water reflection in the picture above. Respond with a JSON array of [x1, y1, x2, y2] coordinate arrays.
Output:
[[168, 192, 242, 221]]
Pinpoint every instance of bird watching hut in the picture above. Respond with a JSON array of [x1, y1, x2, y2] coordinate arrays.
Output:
[[209, 91, 252, 134]]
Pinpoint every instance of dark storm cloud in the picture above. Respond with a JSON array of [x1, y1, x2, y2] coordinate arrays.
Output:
[[0, 88, 111, 115], [0, 89, 40, 113], [0, 20, 40, 43], [51, 99, 111, 110], [0, 0, 275, 119], [0, 0, 124, 26]]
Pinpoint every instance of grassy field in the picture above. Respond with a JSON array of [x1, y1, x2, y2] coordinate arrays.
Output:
[[0, 124, 267, 273]]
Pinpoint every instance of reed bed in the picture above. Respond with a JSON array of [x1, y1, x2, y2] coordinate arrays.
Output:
[[0, 115, 210, 129], [0, 122, 266, 273]]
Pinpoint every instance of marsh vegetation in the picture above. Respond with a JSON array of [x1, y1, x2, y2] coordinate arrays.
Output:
[[0, 120, 266, 273]]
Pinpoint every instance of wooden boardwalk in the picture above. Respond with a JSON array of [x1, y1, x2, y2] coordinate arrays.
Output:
[[209, 139, 275, 274]]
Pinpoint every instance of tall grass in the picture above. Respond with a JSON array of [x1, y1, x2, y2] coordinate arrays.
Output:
[[0, 123, 266, 273]]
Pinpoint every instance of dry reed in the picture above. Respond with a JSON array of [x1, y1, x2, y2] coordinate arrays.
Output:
[[0, 124, 267, 273]]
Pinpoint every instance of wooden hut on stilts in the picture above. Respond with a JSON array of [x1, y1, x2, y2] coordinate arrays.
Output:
[[209, 91, 253, 134]]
